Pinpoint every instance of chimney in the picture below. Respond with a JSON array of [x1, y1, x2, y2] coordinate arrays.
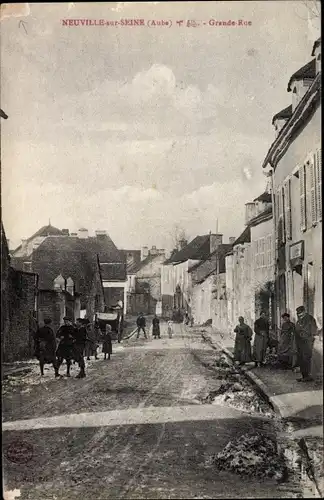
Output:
[[210, 234, 223, 253], [245, 202, 257, 225], [229, 237, 236, 245], [77, 228, 89, 239], [141, 246, 149, 261], [178, 239, 187, 250], [62, 229, 69, 236], [149, 245, 158, 256], [95, 230, 107, 237], [21, 238, 28, 255]]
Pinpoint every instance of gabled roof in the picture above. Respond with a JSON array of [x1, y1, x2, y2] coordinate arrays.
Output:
[[189, 244, 233, 273], [121, 249, 141, 273], [248, 206, 273, 228], [312, 37, 321, 56], [163, 235, 211, 264], [30, 234, 126, 294], [233, 226, 251, 246], [287, 59, 316, 92], [12, 224, 64, 253], [128, 253, 163, 274], [253, 192, 272, 203], [272, 105, 292, 125]]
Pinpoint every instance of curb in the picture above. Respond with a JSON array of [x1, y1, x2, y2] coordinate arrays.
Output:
[[201, 332, 281, 414]]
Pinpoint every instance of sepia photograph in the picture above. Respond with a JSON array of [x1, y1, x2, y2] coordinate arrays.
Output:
[[1, 1, 322, 498]]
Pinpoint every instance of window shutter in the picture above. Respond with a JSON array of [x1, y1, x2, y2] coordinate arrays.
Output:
[[315, 148, 322, 222], [300, 165, 306, 231], [309, 155, 317, 225], [285, 179, 292, 240]]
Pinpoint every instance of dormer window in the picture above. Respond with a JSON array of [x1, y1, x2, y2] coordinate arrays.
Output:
[[54, 274, 65, 291], [66, 277, 74, 296]]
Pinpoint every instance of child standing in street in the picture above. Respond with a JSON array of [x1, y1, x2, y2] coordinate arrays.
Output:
[[102, 324, 112, 360], [167, 320, 174, 339]]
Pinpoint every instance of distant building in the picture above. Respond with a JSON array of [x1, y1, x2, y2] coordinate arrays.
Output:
[[126, 246, 165, 315], [263, 37, 322, 329], [161, 233, 223, 320]]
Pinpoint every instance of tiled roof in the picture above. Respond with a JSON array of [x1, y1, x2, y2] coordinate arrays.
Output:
[[164, 235, 211, 264], [127, 254, 161, 274], [312, 37, 321, 56], [287, 59, 316, 91], [233, 226, 251, 246], [121, 249, 141, 272], [12, 224, 63, 253], [272, 105, 292, 125], [31, 234, 126, 292], [253, 192, 272, 203]]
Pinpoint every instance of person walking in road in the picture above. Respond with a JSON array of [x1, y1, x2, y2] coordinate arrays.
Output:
[[84, 319, 99, 361], [184, 311, 190, 325], [295, 306, 318, 382], [73, 318, 87, 378], [276, 313, 296, 369], [102, 324, 112, 360], [233, 316, 253, 366], [56, 317, 76, 377], [253, 311, 270, 367], [34, 318, 59, 377], [136, 313, 147, 339], [167, 319, 174, 339], [152, 315, 161, 339]]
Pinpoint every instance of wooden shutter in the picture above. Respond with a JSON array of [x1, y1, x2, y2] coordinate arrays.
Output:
[[309, 155, 317, 225], [284, 179, 292, 240], [315, 148, 322, 222], [300, 165, 306, 231]]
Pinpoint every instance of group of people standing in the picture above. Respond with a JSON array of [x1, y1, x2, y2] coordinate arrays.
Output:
[[136, 313, 174, 340], [233, 305, 318, 382], [34, 316, 113, 378]]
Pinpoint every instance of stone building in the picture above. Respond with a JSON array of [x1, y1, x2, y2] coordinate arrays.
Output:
[[161, 233, 225, 320], [262, 37, 322, 329], [1, 222, 38, 362], [126, 246, 165, 315]]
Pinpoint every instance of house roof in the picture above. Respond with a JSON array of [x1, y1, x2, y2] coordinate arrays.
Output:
[[248, 206, 273, 228], [12, 224, 64, 253], [312, 37, 321, 56], [272, 105, 292, 125], [188, 244, 233, 273], [121, 249, 141, 273], [163, 235, 211, 264], [263, 73, 321, 170], [0, 109, 8, 119], [30, 234, 125, 294], [127, 253, 162, 274], [233, 226, 251, 246], [287, 59, 316, 92], [253, 192, 272, 203]]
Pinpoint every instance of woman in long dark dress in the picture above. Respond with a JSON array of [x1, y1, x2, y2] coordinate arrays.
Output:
[[102, 324, 112, 360], [152, 315, 161, 339], [233, 316, 253, 365], [276, 313, 296, 369]]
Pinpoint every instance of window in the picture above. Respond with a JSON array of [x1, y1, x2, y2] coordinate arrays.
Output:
[[266, 235, 272, 267], [300, 164, 307, 231], [284, 178, 292, 240], [307, 155, 317, 226], [315, 148, 322, 222]]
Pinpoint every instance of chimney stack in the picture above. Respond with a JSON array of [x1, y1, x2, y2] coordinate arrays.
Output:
[[229, 237, 236, 245], [21, 238, 28, 255], [95, 230, 107, 237], [245, 202, 257, 225], [77, 228, 89, 239], [210, 234, 223, 254], [141, 246, 149, 261], [178, 239, 187, 250]]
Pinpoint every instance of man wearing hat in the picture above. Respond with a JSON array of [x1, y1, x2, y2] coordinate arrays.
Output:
[[295, 306, 318, 382], [34, 318, 59, 377], [56, 317, 76, 377]]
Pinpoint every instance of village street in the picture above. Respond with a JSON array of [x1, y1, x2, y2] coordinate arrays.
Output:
[[3, 323, 302, 500]]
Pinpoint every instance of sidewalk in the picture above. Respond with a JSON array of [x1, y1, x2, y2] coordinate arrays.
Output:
[[202, 327, 323, 436]]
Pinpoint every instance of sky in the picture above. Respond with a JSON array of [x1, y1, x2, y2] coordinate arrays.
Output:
[[0, 1, 320, 251]]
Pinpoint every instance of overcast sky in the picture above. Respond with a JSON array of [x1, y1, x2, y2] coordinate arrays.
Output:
[[1, 1, 320, 251]]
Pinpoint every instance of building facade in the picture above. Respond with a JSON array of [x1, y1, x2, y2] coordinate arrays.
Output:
[[263, 38, 322, 329]]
